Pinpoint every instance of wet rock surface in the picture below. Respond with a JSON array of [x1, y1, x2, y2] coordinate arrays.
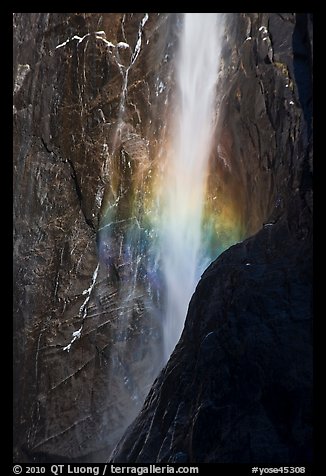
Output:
[[13, 12, 177, 462], [14, 12, 312, 464], [113, 214, 312, 464], [111, 13, 313, 464]]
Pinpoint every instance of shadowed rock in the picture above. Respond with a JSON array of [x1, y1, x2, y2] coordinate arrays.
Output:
[[111, 13, 312, 464]]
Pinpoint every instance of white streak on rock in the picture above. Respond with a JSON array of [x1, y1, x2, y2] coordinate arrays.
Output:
[[95, 36, 115, 47], [55, 35, 82, 49], [63, 263, 99, 352], [14, 64, 30, 94], [117, 42, 130, 49], [130, 13, 149, 66], [56, 32, 111, 50]]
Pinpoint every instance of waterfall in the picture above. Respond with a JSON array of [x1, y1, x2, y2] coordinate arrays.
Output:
[[160, 13, 225, 361], [95, 11, 230, 444]]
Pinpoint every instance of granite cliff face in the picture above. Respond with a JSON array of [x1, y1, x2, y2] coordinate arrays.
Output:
[[111, 13, 313, 464], [13, 12, 312, 464], [13, 12, 177, 462]]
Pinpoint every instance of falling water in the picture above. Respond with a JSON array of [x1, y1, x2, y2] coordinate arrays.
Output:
[[161, 13, 225, 360], [95, 12, 236, 450]]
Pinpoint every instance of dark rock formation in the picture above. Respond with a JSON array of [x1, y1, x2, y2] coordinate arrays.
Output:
[[13, 13, 178, 462], [13, 12, 312, 465], [111, 13, 313, 464]]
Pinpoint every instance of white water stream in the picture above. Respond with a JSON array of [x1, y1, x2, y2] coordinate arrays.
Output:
[[161, 13, 225, 360]]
